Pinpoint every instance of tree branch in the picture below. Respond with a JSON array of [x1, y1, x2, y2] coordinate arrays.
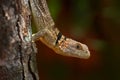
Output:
[[0, 0, 39, 79]]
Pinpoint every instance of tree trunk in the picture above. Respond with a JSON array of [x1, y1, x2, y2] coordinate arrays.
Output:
[[0, 0, 39, 80]]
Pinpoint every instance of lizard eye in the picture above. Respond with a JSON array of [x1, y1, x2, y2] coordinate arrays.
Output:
[[76, 44, 82, 50], [76, 45, 80, 49]]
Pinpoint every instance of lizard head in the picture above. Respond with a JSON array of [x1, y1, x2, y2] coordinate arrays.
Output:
[[59, 38, 90, 59]]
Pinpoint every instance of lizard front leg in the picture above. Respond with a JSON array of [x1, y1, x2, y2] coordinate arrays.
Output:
[[32, 29, 47, 42]]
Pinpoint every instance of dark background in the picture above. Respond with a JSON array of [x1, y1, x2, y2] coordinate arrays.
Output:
[[35, 0, 120, 80]]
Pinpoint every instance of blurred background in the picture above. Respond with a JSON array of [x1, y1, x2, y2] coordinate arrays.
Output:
[[35, 0, 120, 80]]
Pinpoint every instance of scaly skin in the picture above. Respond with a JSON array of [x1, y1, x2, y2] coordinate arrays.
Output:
[[30, 0, 90, 59]]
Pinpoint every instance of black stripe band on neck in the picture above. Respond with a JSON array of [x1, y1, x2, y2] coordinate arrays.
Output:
[[55, 32, 62, 45]]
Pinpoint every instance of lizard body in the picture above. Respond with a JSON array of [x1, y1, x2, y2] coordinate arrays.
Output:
[[30, 0, 90, 59]]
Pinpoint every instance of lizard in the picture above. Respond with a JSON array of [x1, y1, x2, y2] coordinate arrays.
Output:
[[30, 0, 90, 59]]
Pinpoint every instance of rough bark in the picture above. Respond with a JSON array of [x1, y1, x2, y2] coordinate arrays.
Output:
[[0, 0, 39, 80]]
